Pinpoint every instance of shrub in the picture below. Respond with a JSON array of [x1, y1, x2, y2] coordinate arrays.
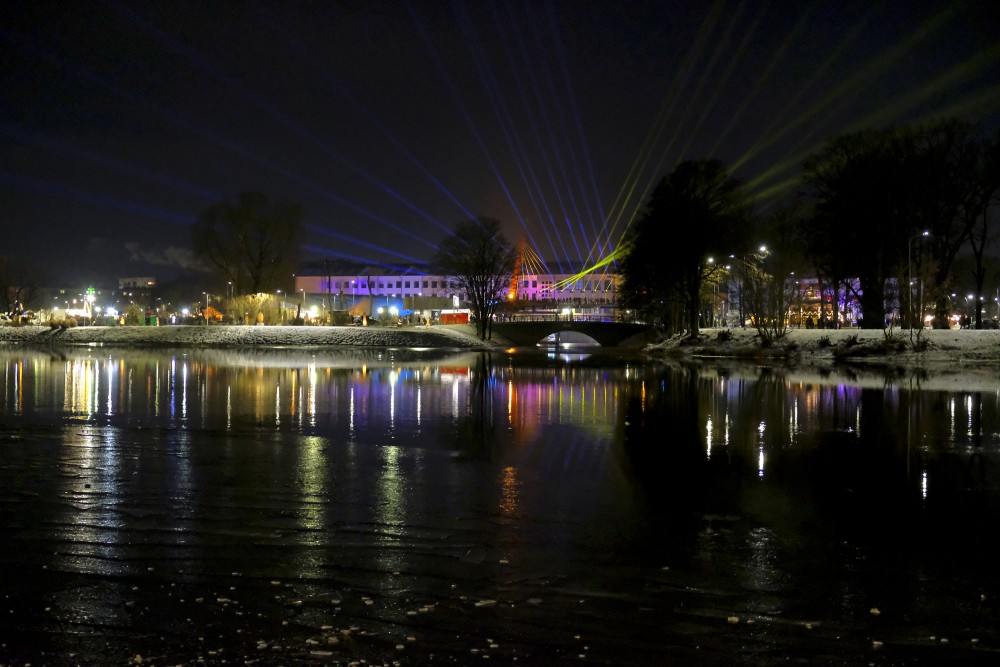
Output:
[[817, 335, 832, 348]]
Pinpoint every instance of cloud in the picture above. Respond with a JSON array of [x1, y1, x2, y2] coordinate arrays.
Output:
[[125, 242, 208, 273]]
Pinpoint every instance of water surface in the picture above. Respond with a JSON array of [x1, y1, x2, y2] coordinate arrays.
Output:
[[1, 346, 998, 665]]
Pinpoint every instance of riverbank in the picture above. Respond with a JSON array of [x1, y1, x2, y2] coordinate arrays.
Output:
[[0, 322, 494, 349], [3, 322, 997, 364], [648, 326, 1000, 367], [644, 326, 1000, 392]]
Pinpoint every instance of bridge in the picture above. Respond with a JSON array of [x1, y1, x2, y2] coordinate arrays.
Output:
[[491, 320, 656, 347]]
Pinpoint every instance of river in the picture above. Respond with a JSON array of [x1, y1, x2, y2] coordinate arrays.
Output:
[[1, 345, 998, 665]]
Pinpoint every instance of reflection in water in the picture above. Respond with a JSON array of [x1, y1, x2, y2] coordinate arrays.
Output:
[[1, 347, 1000, 663]]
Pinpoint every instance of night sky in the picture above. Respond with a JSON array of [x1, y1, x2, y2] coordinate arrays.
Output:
[[3, 0, 998, 287]]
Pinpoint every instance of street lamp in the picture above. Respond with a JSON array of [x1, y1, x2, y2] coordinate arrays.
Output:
[[86, 290, 95, 326], [907, 230, 929, 331], [729, 246, 768, 328]]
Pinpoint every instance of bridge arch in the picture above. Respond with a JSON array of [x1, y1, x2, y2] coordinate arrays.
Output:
[[492, 321, 654, 348], [538, 331, 601, 346]]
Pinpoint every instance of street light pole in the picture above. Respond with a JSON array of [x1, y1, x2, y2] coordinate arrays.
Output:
[[908, 230, 929, 333]]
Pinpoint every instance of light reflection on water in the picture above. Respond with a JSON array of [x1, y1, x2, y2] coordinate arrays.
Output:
[[1, 346, 999, 663], [3, 347, 998, 495]]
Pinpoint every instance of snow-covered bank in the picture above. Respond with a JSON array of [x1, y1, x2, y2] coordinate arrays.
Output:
[[646, 327, 1000, 391], [0, 323, 497, 349], [649, 327, 1000, 365], [3, 324, 997, 365]]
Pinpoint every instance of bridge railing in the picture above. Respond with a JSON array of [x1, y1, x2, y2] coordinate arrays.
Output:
[[502, 313, 616, 323]]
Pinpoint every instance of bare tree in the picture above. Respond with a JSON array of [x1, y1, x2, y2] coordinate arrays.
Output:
[[191, 191, 304, 295], [0, 255, 44, 321], [964, 131, 1000, 329], [433, 217, 515, 340]]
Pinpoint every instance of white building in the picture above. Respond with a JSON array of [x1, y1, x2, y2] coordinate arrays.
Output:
[[292, 261, 619, 321]]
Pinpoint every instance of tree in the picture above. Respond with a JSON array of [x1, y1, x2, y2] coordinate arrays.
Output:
[[801, 120, 997, 332], [191, 191, 304, 296], [0, 255, 44, 321], [619, 159, 753, 337], [961, 130, 1000, 329], [801, 128, 911, 330], [433, 217, 515, 340], [743, 206, 809, 343]]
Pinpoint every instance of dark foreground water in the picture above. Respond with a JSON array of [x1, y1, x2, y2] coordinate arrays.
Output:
[[0, 345, 998, 666]]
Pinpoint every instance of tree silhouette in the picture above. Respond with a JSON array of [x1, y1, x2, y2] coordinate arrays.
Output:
[[620, 159, 752, 337], [433, 217, 514, 340], [191, 191, 304, 296]]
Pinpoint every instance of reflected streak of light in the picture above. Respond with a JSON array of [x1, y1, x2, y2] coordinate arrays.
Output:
[[558, 385, 564, 424], [349, 385, 355, 438], [949, 397, 956, 435], [181, 361, 188, 421], [417, 384, 421, 426], [226, 384, 232, 430], [758, 420, 766, 479], [297, 383, 303, 429], [298, 436, 326, 533], [790, 397, 798, 444], [90, 360, 98, 416], [375, 446, 406, 572], [168, 358, 175, 420], [452, 378, 459, 417], [390, 369, 397, 428], [500, 465, 520, 516], [15, 360, 23, 414], [308, 363, 317, 428], [855, 406, 861, 436], [922, 470, 928, 499], [154, 362, 160, 418], [289, 369, 297, 426], [706, 415, 714, 459], [507, 380, 514, 425], [966, 394, 973, 437], [66, 359, 100, 416], [275, 385, 281, 427], [106, 360, 114, 415]]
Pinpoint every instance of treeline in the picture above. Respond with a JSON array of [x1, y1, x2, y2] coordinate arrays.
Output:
[[618, 118, 1000, 336]]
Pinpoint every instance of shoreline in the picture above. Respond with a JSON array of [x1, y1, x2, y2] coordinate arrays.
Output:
[[0, 323, 501, 349], [2, 322, 998, 373], [2, 323, 997, 361]]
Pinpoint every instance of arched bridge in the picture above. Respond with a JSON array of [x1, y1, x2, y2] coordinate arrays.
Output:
[[491, 321, 656, 347]]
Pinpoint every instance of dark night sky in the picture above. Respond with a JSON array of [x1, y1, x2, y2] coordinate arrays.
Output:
[[3, 0, 998, 287]]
